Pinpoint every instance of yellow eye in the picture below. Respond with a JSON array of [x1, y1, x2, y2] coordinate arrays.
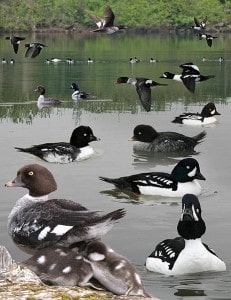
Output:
[[28, 171, 34, 176]]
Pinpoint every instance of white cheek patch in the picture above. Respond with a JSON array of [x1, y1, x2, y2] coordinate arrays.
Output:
[[211, 109, 215, 115], [187, 167, 197, 177], [51, 225, 73, 236], [38, 226, 51, 240], [192, 204, 199, 221], [88, 252, 105, 261]]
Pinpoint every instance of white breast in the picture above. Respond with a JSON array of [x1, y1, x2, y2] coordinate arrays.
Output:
[[76, 146, 95, 161], [172, 239, 226, 275]]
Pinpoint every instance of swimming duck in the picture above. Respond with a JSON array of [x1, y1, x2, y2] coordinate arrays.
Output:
[[89, 6, 126, 34], [197, 33, 218, 47], [5, 36, 25, 53], [2, 58, 7, 64], [100, 158, 205, 197], [15, 125, 100, 163], [5, 164, 125, 254], [115, 77, 167, 112], [145, 194, 226, 275], [10, 59, 15, 64], [172, 102, 221, 125], [70, 83, 96, 101], [129, 124, 206, 152], [85, 240, 149, 296], [51, 58, 62, 63], [87, 58, 94, 63], [160, 62, 215, 93], [25, 43, 47, 58], [34, 85, 62, 107], [218, 57, 224, 62], [150, 58, 159, 63], [66, 58, 74, 64]]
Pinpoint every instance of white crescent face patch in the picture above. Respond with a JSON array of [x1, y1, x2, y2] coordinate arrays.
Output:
[[188, 166, 197, 177]]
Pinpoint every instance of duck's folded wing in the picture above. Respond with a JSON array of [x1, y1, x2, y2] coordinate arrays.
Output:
[[129, 172, 178, 191], [147, 237, 185, 270], [11, 200, 99, 248]]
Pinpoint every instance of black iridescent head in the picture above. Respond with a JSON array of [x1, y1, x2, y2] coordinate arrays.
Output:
[[177, 194, 206, 239]]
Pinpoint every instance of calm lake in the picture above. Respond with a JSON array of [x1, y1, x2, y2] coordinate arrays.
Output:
[[0, 31, 231, 299]]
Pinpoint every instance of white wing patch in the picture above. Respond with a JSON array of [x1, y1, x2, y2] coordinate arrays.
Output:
[[38, 226, 51, 240], [51, 225, 73, 236]]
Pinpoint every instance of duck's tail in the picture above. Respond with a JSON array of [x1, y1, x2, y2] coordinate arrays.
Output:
[[193, 130, 207, 143]]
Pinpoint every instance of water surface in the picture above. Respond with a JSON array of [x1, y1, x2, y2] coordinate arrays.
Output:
[[0, 32, 231, 300]]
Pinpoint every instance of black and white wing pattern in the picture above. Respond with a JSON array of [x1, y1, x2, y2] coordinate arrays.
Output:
[[147, 237, 185, 270], [10, 199, 95, 249]]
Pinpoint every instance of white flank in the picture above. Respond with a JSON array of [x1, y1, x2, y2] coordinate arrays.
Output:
[[183, 116, 217, 125], [51, 225, 73, 236], [138, 180, 202, 197], [44, 153, 72, 164]]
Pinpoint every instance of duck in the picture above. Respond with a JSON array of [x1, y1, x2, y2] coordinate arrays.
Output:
[[87, 58, 94, 63], [115, 77, 167, 112], [5, 163, 126, 254], [145, 194, 226, 275], [10, 59, 15, 64], [70, 83, 96, 101], [25, 42, 47, 58], [191, 16, 207, 31], [218, 57, 225, 63], [99, 157, 205, 197], [129, 57, 140, 64], [172, 102, 221, 125], [150, 58, 159, 63], [22, 245, 97, 288], [160, 62, 215, 93], [15, 125, 100, 163], [2, 58, 7, 64], [84, 240, 150, 296], [66, 58, 74, 64], [51, 58, 62, 63], [89, 6, 126, 34], [128, 124, 206, 152], [5, 36, 25, 53], [197, 33, 218, 47], [34, 85, 62, 108]]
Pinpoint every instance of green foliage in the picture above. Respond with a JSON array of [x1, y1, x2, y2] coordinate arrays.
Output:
[[0, 0, 230, 31]]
